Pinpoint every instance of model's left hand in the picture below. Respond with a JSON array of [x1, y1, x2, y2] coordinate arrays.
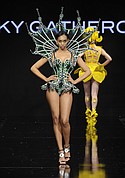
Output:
[[66, 74, 76, 84]]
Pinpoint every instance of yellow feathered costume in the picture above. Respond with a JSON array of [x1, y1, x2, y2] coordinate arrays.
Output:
[[74, 27, 107, 83]]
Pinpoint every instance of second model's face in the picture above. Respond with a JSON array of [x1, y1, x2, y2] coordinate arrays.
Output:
[[56, 34, 69, 50]]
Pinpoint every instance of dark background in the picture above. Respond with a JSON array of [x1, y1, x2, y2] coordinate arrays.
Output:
[[0, 0, 125, 120]]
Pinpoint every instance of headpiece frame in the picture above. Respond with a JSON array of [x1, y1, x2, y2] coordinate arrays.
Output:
[[26, 7, 97, 65]]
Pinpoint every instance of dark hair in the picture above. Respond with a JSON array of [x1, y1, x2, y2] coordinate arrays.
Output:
[[55, 30, 69, 40]]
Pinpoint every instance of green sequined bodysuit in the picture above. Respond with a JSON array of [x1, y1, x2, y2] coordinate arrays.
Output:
[[41, 52, 80, 95]]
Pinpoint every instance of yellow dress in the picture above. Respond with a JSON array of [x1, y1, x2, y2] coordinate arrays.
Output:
[[74, 45, 107, 83]]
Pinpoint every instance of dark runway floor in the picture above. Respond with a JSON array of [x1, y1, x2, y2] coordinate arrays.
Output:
[[0, 111, 125, 178]]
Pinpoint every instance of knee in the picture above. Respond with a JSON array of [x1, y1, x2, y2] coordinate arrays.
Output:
[[92, 97, 97, 103], [85, 96, 90, 102], [52, 114, 59, 125], [60, 119, 69, 128]]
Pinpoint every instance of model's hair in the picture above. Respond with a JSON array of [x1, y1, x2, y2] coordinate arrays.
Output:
[[55, 31, 69, 40]]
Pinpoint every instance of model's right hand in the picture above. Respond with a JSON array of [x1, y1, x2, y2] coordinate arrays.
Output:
[[46, 75, 58, 82]]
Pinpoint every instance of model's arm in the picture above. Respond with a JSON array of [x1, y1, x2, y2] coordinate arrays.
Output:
[[30, 58, 57, 82], [101, 48, 112, 66], [68, 56, 91, 84], [78, 52, 84, 57]]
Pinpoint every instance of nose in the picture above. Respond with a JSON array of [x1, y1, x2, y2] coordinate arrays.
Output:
[[61, 41, 64, 45]]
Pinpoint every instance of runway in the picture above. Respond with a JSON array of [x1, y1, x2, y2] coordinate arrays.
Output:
[[0, 110, 125, 178]]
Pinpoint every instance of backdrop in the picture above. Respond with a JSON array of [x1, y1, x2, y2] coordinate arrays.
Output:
[[0, 0, 125, 120]]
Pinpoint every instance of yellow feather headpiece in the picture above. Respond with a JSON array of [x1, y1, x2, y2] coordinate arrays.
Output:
[[84, 27, 103, 43]]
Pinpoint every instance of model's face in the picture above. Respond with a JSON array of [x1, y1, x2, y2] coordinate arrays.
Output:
[[56, 34, 69, 50]]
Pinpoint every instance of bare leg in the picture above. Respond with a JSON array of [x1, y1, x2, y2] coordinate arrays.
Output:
[[46, 90, 63, 151], [46, 90, 66, 164], [91, 79, 99, 110], [60, 92, 73, 159], [83, 81, 91, 109]]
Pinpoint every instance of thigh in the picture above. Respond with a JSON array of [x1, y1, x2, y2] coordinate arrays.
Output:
[[91, 79, 99, 94], [46, 90, 59, 116], [60, 92, 73, 120], [83, 81, 91, 94]]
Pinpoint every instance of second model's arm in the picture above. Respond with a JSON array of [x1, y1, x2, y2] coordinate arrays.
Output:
[[101, 48, 112, 66], [68, 56, 91, 84]]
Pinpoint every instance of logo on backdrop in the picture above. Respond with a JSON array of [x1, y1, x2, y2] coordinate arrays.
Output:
[[0, 20, 125, 34]]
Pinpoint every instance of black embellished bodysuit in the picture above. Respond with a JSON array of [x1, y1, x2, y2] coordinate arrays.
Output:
[[41, 52, 80, 95]]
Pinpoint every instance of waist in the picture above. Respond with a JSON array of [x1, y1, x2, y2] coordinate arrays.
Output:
[[85, 61, 98, 63]]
